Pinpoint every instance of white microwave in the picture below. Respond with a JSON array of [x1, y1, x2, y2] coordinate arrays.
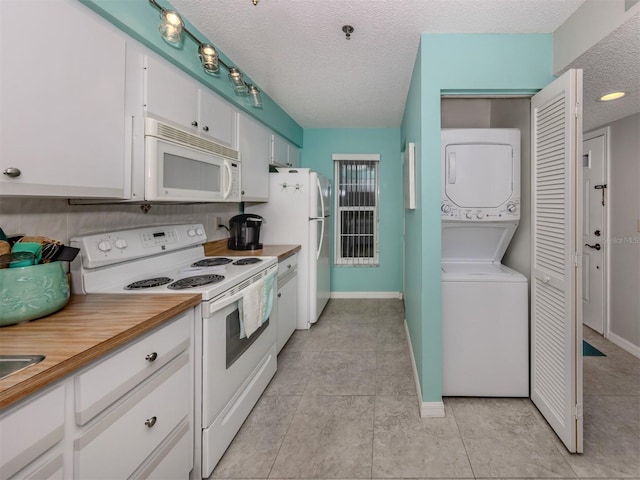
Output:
[[144, 117, 241, 203]]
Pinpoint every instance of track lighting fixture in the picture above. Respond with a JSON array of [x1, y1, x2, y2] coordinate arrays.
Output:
[[149, 0, 263, 108]]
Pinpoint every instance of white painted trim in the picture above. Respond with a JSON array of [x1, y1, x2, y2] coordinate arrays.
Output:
[[421, 401, 446, 418], [584, 126, 610, 339], [403, 319, 445, 418], [330, 291, 402, 299], [608, 331, 640, 359], [331, 153, 380, 161]]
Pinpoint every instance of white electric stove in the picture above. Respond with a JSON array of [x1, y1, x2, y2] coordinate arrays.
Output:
[[70, 224, 278, 478]]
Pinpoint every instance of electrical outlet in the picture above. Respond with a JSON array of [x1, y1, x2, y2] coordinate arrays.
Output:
[[214, 216, 223, 230]]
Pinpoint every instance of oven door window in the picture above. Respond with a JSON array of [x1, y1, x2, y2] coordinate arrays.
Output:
[[226, 304, 269, 369]]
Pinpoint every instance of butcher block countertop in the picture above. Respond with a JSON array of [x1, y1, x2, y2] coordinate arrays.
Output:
[[0, 293, 200, 410], [204, 239, 300, 261]]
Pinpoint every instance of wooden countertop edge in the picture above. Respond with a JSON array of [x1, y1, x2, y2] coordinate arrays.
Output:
[[0, 295, 200, 409], [203, 240, 300, 261]]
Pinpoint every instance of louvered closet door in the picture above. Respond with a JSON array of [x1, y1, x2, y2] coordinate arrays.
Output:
[[530, 69, 583, 453]]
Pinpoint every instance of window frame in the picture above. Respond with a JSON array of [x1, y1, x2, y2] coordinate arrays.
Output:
[[332, 153, 380, 267]]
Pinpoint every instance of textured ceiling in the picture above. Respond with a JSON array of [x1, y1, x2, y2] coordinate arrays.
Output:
[[169, 0, 616, 128], [560, 13, 640, 132]]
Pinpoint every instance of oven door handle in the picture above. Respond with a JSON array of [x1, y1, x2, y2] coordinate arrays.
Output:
[[206, 288, 246, 317]]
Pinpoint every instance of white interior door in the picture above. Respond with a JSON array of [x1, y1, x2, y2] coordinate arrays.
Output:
[[582, 129, 608, 334], [530, 69, 583, 453]]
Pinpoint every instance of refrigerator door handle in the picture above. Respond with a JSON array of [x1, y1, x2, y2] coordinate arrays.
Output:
[[316, 176, 325, 219], [317, 219, 324, 261]]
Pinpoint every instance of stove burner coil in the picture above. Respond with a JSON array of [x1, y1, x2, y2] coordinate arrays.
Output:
[[125, 277, 173, 290], [192, 258, 233, 267], [168, 274, 225, 289], [233, 258, 263, 266]]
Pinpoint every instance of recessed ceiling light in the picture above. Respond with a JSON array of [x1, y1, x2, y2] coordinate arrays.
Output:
[[599, 91, 626, 102]]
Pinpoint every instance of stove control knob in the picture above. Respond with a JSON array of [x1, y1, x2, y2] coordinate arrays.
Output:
[[475, 210, 484, 219], [196, 227, 205, 236], [507, 203, 517, 213], [441, 203, 451, 214], [97, 240, 112, 253], [465, 210, 473, 219], [114, 239, 127, 250], [187, 228, 197, 237]]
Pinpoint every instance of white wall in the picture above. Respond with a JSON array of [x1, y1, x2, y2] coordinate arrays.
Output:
[[0, 199, 237, 250], [605, 112, 640, 352]]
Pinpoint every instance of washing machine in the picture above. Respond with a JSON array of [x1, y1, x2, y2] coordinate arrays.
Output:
[[440, 129, 529, 397]]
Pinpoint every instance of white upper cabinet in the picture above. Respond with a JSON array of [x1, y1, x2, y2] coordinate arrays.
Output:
[[144, 55, 199, 131], [288, 145, 301, 167], [272, 134, 288, 166], [0, 1, 128, 198], [238, 113, 270, 202], [271, 134, 301, 168], [145, 54, 237, 148], [199, 89, 237, 148]]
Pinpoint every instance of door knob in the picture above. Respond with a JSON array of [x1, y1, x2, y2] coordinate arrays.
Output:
[[585, 243, 601, 251]]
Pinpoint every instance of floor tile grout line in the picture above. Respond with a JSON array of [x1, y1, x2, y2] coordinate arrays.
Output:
[[447, 400, 478, 479]]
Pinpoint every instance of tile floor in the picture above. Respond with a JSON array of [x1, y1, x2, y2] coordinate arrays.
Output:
[[209, 299, 640, 479]]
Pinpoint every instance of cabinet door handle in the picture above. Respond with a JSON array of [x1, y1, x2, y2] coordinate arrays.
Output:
[[277, 293, 282, 298], [145, 352, 158, 362], [202, 125, 209, 132], [287, 264, 292, 269], [191, 120, 198, 127], [2, 167, 21, 178], [145, 416, 157, 428]]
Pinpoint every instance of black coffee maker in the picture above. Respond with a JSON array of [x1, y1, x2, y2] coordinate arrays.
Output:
[[228, 214, 264, 250]]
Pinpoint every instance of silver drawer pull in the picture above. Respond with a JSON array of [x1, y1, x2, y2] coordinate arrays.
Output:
[[3, 167, 21, 178], [145, 416, 157, 428], [145, 352, 158, 362]]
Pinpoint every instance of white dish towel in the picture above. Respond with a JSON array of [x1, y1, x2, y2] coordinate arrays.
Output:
[[239, 270, 276, 339]]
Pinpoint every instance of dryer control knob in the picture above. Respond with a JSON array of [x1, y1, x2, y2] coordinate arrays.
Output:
[[465, 211, 473, 219], [506, 203, 517, 213], [441, 203, 451, 214], [114, 239, 127, 250], [187, 228, 197, 237], [196, 227, 204, 236], [475, 210, 484, 219]]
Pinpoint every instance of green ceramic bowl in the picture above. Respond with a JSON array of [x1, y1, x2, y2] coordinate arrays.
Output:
[[0, 262, 70, 327]]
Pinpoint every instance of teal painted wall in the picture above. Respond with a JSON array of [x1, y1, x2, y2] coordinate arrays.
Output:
[[302, 129, 403, 293], [400, 44, 424, 390], [81, 0, 303, 146], [401, 34, 554, 403]]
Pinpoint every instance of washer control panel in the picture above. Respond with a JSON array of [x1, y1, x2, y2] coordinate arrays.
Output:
[[441, 201, 520, 221]]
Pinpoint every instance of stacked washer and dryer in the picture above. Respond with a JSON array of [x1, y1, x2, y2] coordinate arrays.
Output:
[[441, 129, 529, 397]]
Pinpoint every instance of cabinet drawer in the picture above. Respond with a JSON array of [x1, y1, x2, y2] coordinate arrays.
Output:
[[10, 452, 64, 480], [74, 312, 191, 425], [278, 253, 298, 278], [130, 420, 191, 480], [0, 385, 65, 479], [74, 354, 190, 480]]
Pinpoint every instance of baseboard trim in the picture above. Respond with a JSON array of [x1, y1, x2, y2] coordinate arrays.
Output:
[[607, 331, 640, 359], [403, 319, 445, 418], [420, 401, 446, 418], [330, 291, 402, 299]]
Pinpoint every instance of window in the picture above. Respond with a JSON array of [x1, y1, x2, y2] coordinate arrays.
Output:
[[333, 154, 380, 266]]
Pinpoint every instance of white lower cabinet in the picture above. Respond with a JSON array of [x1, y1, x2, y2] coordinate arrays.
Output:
[[0, 385, 65, 479], [74, 355, 190, 479], [0, 310, 195, 480], [276, 254, 298, 353]]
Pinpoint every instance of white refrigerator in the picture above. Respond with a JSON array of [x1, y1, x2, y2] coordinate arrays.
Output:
[[249, 168, 331, 329]]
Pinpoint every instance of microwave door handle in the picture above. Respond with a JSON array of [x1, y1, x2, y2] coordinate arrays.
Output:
[[223, 161, 232, 199]]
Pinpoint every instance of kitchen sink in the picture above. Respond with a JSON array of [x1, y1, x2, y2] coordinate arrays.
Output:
[[0, 355, 45, 380]]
